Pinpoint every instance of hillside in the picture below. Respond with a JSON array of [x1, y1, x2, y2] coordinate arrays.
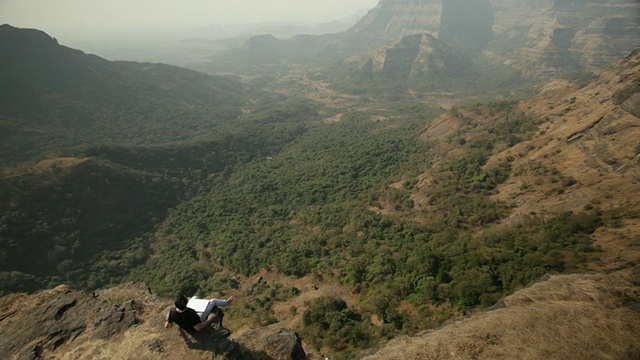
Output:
[[0, 24, 246, 164], [355, 40, 640, 360], [0, 157, 186, 294], [0, 26, 313, 296], [0, 283, 308, 360], [334, 32, 522, 97], [360, 270, 640, 359], [2, 270, 636, 360]]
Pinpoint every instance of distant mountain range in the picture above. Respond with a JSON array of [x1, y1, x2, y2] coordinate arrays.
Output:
[[0, 25, 244, 111], [214, 0, 640, 90], [0, 24, 246, 163]]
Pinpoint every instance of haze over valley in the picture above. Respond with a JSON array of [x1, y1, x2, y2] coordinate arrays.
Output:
[[1, 1, 639, 359]]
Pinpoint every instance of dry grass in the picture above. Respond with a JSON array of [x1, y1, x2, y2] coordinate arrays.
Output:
[[360, 271, 640, 360]]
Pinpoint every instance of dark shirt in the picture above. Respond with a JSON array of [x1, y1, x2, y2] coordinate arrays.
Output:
[[168, 308, 201, 332]]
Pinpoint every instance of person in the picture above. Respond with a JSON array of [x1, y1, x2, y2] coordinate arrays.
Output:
[[164, 294, 234, 333]]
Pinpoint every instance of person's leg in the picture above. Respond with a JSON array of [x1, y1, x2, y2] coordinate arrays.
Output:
[[187, 297, 215, 323], [200, 299, 217, 322]]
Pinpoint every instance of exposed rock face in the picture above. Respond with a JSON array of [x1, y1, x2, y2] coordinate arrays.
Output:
[[359, 33, 472, 84], [351, 0, 640, 78], [238, 328, 307, 360], [348, 0, 443, 42], [237, 0, 639, 83], [0, 285, 137, 359], [487, 0, 640, 76]]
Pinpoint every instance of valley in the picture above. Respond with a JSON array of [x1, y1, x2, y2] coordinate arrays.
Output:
[[1, 1, 639, 359]]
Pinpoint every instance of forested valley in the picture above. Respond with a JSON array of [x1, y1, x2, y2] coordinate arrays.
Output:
[[2, 19, 637, 358]]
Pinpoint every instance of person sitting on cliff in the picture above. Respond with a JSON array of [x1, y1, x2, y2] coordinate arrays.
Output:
[[164, 294, 234, 333]]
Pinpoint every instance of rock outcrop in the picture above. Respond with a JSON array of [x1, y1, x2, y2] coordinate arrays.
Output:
[[234, 0, 639, 83], [0, 284, 308, 360], [0, 285, 137, 359], [348, 0, 443, 42], [238, 328, 307, 360], [325, 0, 638, 93], [353, 32, 475, 90], [367, 33, 462, 75], [487, 0, 640, 76]]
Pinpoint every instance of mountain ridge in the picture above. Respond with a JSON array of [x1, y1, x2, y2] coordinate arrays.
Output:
[[0, 24, 247, 164], [222, 0, 640, 90]]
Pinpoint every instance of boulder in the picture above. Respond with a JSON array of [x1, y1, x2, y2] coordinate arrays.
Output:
[[238, 328, 307, 360]]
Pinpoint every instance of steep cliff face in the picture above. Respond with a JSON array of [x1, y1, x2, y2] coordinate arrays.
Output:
[[343, 31, 521, 95], [235, 0, 639, 84], [348, 0, 443, 42], [364, 33, 468, 77], [486, 0, 640, 76], [350, 0, 640, 79], [438, 0, 495, 53], [340, 31, 491, 94]]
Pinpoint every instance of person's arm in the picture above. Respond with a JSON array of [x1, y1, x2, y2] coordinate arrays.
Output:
[[164, 311, 172, 328], [193, 313, 216, 331]]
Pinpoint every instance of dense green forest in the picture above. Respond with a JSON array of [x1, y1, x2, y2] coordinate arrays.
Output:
[[127, 101, 602, 355], [0, 96, 318, 294]]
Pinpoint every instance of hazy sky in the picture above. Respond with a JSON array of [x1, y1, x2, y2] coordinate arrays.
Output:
[[0, 0, 380, 34]]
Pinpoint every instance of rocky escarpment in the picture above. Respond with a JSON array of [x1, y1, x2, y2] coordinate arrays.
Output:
[[234, 0, 639, 83], [324, 0, 639, 95], [347, 0, 442, 43], [487, 0, 640, 76], [351, 0, 640, 78], [0, 285, 138, 359], [0, 284, 308, 360], [356, 33, 474, 88]]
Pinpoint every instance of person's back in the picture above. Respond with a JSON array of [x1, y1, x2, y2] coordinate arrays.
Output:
[[165, 294, 214, 333], [167, 306, 201, 333]]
